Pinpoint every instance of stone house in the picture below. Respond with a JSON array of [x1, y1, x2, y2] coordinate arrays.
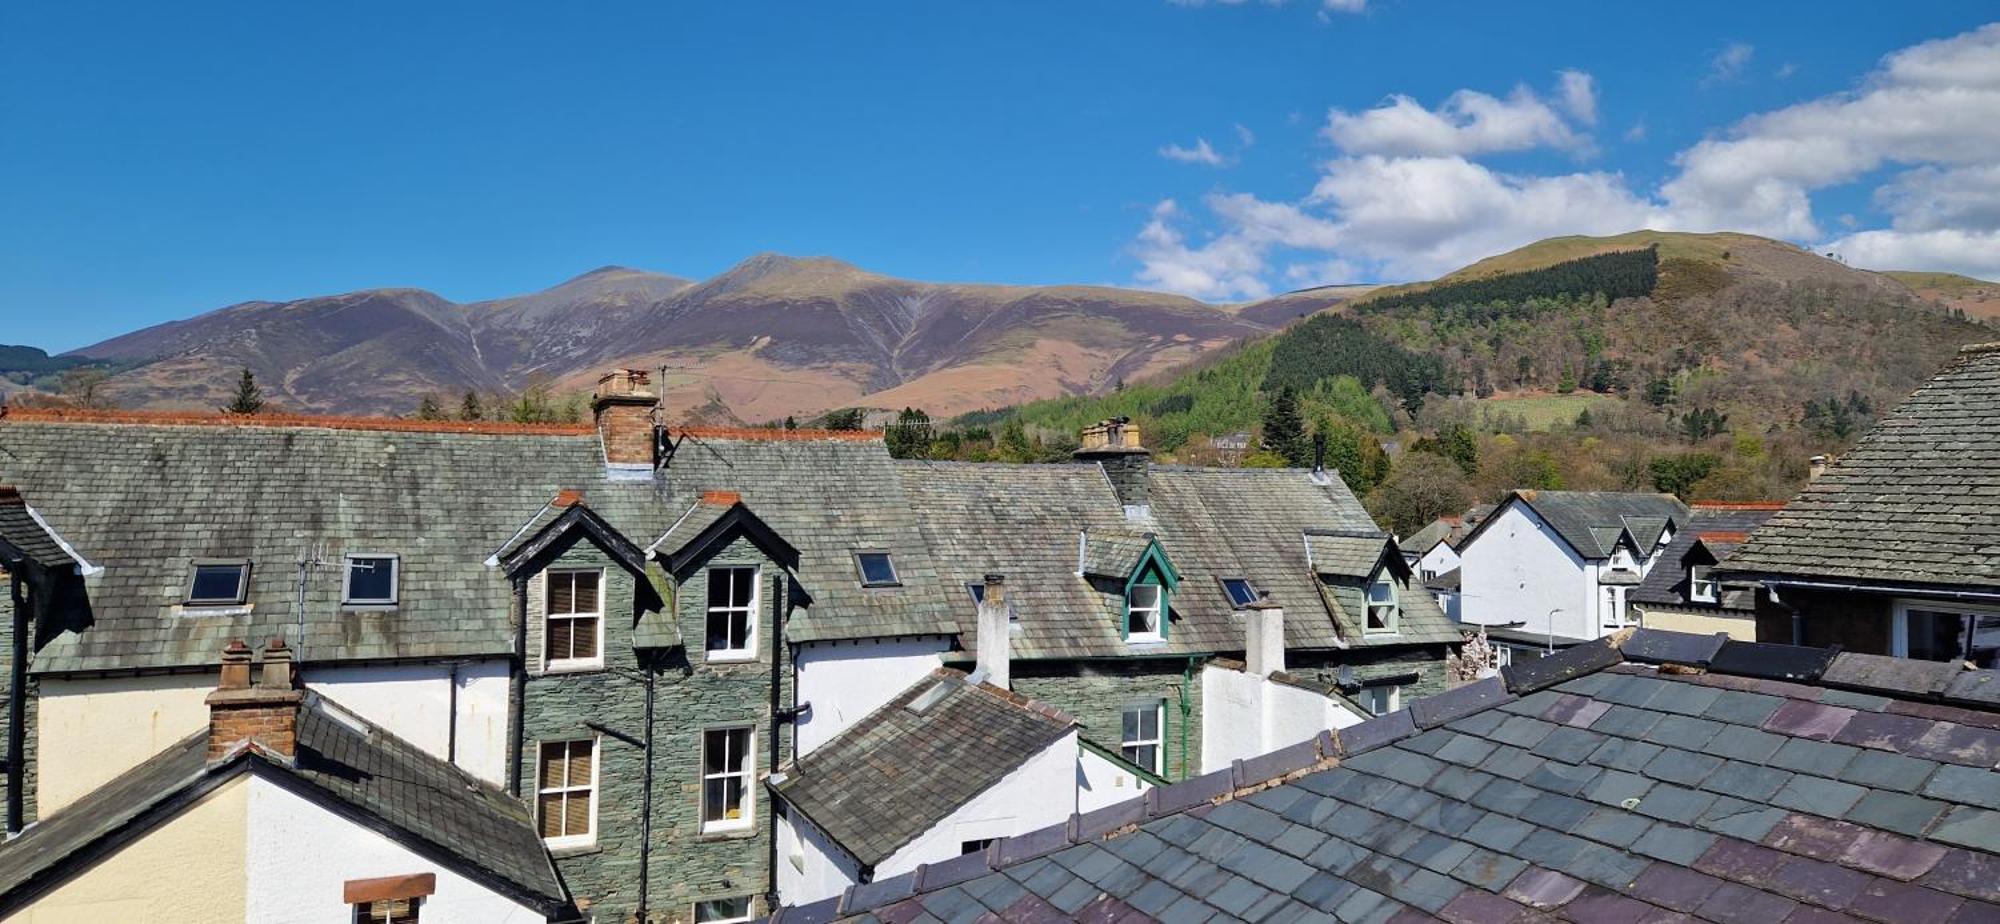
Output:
[[1722, 342, 2000, 667], [0, 370, 1457, 921]]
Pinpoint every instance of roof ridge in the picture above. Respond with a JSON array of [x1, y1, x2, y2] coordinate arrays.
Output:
[[779, 627, 2000, 922], [1957, 340, 2000, 355], [0, 406, 593, 436], [675, 425, 882, 442]]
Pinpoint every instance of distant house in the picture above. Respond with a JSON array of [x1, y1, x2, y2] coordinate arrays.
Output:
[[1722, 342, 2000, 667], [1628, 501, 1780, 640], [1456, 490, 1688, 657]]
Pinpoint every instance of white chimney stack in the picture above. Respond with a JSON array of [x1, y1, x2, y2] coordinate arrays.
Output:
[[1243, 596, 1285, 678], [975, 573, 1011, 690]]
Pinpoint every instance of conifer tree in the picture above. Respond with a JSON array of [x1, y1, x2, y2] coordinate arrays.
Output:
[[459, 391, 483, 421], [223, 368, 264, 415], [1260, 385, 1310, 466], [414, 395, 445, 420]]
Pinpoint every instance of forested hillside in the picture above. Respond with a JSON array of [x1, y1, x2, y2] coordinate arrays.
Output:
[[899, 233, 1991, 535]]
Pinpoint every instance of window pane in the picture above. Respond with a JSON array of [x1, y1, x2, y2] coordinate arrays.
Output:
[[566, 744, 593, 784], [858, 552, 898, 585], [1140, 707, 1159, 738], [731, 567, 754, 605], [729, 610, 750, 650], [570, 617, 600, 660], [1222, 579, 1256, 607], [1121, 708, 1138, 741], [1908, 610, 1963, 662], [548, 573, 574, 615], [574, 571, 600, 613], [190, 564, 245, 602], [538, 792, 565, 838], [538, 742, 568, 788], [563, 791, 592, 836], [545, 620, 573, 662], [695, 897, 751, 923], [1124, 743, 1157, 772], [346, 557, 395, 602]]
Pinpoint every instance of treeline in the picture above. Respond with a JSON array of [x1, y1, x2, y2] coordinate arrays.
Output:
[[1263, 316, 1450, 412], [1354, 247, 1659, 317]]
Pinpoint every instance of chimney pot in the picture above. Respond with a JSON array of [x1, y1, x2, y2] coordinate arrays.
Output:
[[593, 369, 663, 466], [1242, 596, 1285, 678], [1808, 454, 1829, 481], [975, 574, 1011, 690], [218, 639, 253, 690], [207, 639, 302, 761]]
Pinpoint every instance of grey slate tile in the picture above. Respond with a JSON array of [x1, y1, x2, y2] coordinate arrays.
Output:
[[1771, 775, 1869, 818], [1846, 790, 1949, 838]]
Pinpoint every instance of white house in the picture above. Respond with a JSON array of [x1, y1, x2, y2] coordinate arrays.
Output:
[[1456, 491, 1687, 655], [1199, 600, 1367, 773]]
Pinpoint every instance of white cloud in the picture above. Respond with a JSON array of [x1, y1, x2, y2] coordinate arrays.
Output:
[[1706, 42, 1755, 85], [1557, 70, 1597, 125], [1324, 78, 1593, 157], [1131, 199, 1275, 301], [1623, 120, 1647, 142], [1234, 123, 1256, 147], [1821, 228, 2000, 279], [1159, 138, 1227, 166]]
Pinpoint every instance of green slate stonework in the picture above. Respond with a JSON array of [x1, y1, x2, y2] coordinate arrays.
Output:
[[520, 535, 795, 923], [1007, 657, 1204, 781], [1286, 645, 1454, 702]]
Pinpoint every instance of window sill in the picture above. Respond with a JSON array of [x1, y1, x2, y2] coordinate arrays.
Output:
[[546, 840, 601, 858], [542, 661, 606, 676], [173, 603, 253, 617], [700, 824, 758, 841], [704, 651, 758, 665], [340, 603, 400, 613]]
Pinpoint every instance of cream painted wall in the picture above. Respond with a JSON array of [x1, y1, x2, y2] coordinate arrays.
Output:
[[875, 731, 1079, 880], [36, 674, 213, 813], [1076, 745, 1152, 813], [793, 637, 951, 755], [7, 777, 249, 924], [1199, 664, 1362, 774], [244, 776, 548, 923], [774, 807, 864, 907], [1635, 605, 1756, 641], [306, 661, 512, 786]]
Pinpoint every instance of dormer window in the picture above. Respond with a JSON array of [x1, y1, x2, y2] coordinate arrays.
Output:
[[1690, 565, 1718, 603], [187, 561, 250, 606], [1220, 578, 1258, 608], [343, 554, 399, 605], [1127, 584, 1164, 641], [854, 551, 900, 587], [1365, 574, 1399, 634]]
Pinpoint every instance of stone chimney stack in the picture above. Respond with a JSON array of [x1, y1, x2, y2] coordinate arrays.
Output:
[[206, 639, 303, 760], [592, 369, 662, 466], [975, 574, 1011, 691], [1808, 454, 1829, 482], [1243, 596, 1285, 678], [1074, 418, 1151, 516]]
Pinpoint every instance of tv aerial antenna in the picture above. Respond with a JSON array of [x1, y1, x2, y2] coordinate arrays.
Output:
[[293, 540, 340, 662]]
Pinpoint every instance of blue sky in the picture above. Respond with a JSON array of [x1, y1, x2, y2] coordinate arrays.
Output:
[[4, 2, 1997, 352]]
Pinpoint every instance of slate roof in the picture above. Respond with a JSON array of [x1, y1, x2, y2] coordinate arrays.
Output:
[[894, 461, 1459, 660], [0, 488, 93, 574], [1077, 530, 1160, 581], [1401, 518, 1457, 557], [769, 668, 1077, 869], [1470, 490, 1691, 561], [777, 629, 2000, 924], [1725, 343, 2000, 591], [1306, 531, 1392, 579], [1634, 504, 1779, 611], [0, 689, 570, 917]]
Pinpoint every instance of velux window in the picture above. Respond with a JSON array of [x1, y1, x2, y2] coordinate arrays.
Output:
[[1365, 575, 1398, 634], [854, 551, 899, 587], [1127, 584, 1164, 641], [187, 561, 250, 606], [352, 898, 421, 924], [343, 554, 398, 605], [702, 727, 754, 832], [544, 570, 603, 669], [706, 566, 758, 659], [1121, 702, 1163, 774], [537, 738, 597, 847], [1220, 578, 1258, 608]]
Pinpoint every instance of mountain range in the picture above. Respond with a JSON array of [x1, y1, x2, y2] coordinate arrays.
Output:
[[54, 255, 1365, 421]]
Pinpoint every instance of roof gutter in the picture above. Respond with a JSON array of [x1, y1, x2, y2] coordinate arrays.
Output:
[[1732, 574, 2000, 603]]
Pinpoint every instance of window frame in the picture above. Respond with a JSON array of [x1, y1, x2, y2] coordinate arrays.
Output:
[[542, 568, 606, 672], [1893, 598, 2000, 667], [186, 559, 251, 606], [1364, 573, 1399, 635], [701, 726, 756, 834], [535, 736, 599, 850], [1688, 565, 1718, 604], [853, 550, 901, 588], [693, 896, 755, 924], [1126, 583, 1165, 642], [1119, 701, 1165, 774], [1219, 577, 1258, 609], [342, 553, 400, 606], [352, 897, 422, 924], [704, 565, 761, 662]]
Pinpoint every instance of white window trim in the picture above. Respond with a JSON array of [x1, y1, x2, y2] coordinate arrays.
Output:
[[705, 565, 761, 662], [1365, 574, 1399, 635], [342, 553, 400, 606], [853, 550, 901, 588], [693, 896, 756, 924], [543, 568, 606, 672], [186, 559, 251, 606], [538, 736, 600, 851], [701, 726, 757, 834], [1127, 584, 1164, 642], [1689, 565, 1718, 604], [1120, 701, 1164, 774], [1891, 598, 2000, 660]]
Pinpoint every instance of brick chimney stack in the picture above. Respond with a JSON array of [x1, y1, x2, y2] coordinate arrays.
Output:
[[592, 369, 662, 466], [974, 574, 1011, 691], [1243, 596, 1285, 678], [206, 639, 303, 760]]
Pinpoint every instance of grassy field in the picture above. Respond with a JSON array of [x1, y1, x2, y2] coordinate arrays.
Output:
[[1476, 393, 1622, 430]]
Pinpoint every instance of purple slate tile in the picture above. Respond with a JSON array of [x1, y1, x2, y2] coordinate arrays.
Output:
[[1696, 880, 1800, 924], [1944, 901, 2000, 924], [1765, 814, 1869, 862], [1438, 889, 1529, 923], [1848, 879, 1965, 924], [998, 893, 1077, 924], [1695, 837, 1794, 886], [1920, 848, 2000, 903], [1504, 867, 1588, 909], [1882, 699, 2000, 730], [1821, 652, 1959, 699], [1783, 907, 1867, 924], [1629, 863, 1725, 912], [1764, 700, 1859, 742], [1835, 711, 1936, 754], [1768, 856, 1872, 909], [1563, 887, 1671, 924], [1905, 723, 2000, 768], [1547, 693, 1614, 729], [1839, 829, 1949, 881], [874, 898, 929, 924]]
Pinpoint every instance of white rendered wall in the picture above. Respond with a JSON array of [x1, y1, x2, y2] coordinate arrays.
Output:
[[775, 807, 865, 906], [793, 637, 950, 754], [1418, 543, 1460, 579], [306, 661, 512, 786], [244, 775, 548, 923], [1200, 665, 1361, 774], [874, 731, 1080, 880], [1459, 502, 1595, 639], [36, 674, 214, 813], [1076, 746, 1152, 814]]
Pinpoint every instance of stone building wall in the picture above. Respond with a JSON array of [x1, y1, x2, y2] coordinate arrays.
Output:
[[1008, 657, 1203, 781]]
